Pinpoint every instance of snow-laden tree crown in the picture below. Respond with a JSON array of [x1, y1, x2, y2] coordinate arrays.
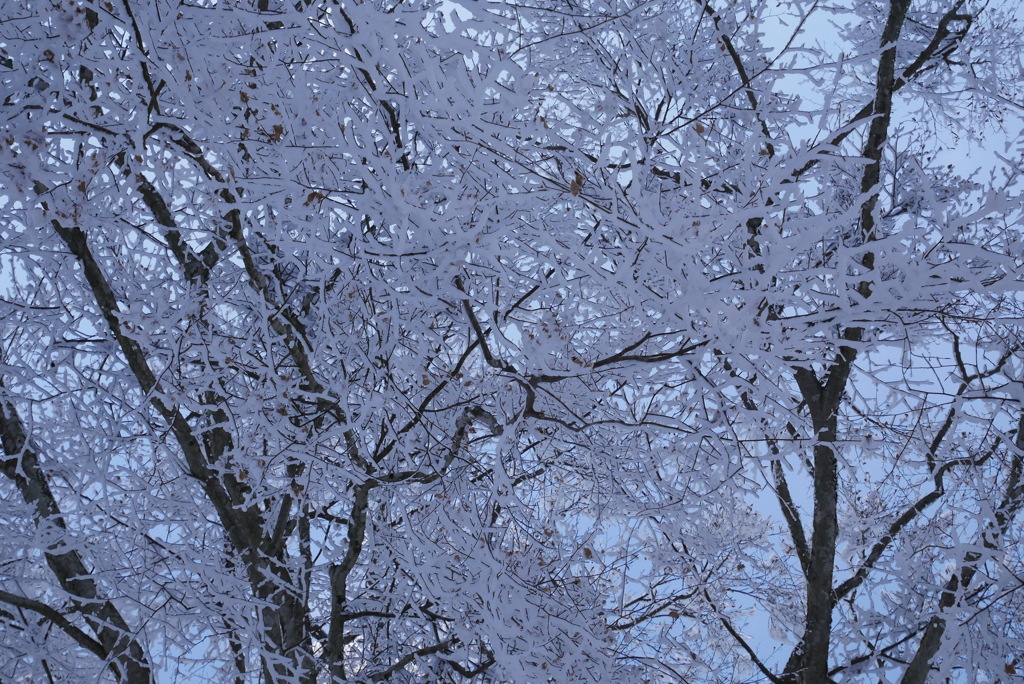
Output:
[[1, 0, 1023, 681]]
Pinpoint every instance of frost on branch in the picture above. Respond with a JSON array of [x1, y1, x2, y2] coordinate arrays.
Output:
[[1, 0, 1023, 682]]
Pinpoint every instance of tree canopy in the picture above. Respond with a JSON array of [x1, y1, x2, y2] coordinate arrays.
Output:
[[1, 0, 1023, 681]]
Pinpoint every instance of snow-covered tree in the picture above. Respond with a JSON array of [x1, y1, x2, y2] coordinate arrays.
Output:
[[1, 0, 1022, 681]]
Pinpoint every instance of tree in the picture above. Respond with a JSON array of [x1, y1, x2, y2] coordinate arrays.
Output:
[[1, 0, 1022, 681], [513, 0, 1024, 681]]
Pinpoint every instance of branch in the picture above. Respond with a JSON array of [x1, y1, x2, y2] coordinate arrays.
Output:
[[592, 337, 709, 369], [369, 639, 456, 682], [0, 381, 152, 681], [50, 221, 259, 556], [790, 1, 972, 182], [325, 482, 372, 678], [446, 646, 496, 678], [828, 627, 924, 678], [0, 589, 106, 660], [704, 589, 784, 684], [693, 0, 798, 158], [900, 412, 1024, 684], [833, 448, 994, 604], [773, 459, 811, 578], [836, 348, 1019, 602], [609, 591, 697, 631], [374, 337, 481, 464], [454, 275, 516, 375], [373, 406, 501, 485], [737, 378, 811, 579]]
